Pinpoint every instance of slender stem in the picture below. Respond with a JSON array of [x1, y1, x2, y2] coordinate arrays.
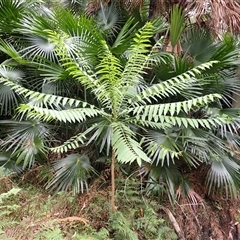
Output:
[[111, 149, 116, 212]]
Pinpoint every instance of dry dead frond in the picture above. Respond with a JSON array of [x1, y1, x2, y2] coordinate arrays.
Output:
[[57, 216, 89, 224], [121, 0, 143, 12], [85, 0, 144, 15], [185, 0, 240, 36], [85, 0, 110, 15], [0, 175, 14, 193]]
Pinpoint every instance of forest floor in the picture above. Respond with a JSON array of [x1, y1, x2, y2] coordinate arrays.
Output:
[[0, 172, 240, 240]]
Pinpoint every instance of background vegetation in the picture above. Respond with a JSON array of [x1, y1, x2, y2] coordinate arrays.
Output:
[[0, 0, 240, 239]]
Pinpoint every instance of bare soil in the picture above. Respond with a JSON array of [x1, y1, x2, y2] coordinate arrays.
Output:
[[170, 196, 240, 240]]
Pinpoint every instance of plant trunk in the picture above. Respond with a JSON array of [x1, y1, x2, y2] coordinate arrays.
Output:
[[111, 149, 116, 212], [149, 0, 162, 19]]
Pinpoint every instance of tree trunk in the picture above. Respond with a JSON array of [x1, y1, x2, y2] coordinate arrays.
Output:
[[111, 149, 116, 212], [149, 0, 156, 19], [149, 0, 164, 19]]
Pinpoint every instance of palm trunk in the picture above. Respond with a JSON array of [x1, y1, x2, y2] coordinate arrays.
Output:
[[111, 149, 116, 212], [149, 0, 162, 19], [149, 0, 156, 19]]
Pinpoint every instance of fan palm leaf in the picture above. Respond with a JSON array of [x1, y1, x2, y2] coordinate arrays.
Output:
[[0, 0, 42, 33], [206, 156, 240, 198], [0, 119, 49, 169], [46, 153, 96, 194], [182, 27, 216, 65]]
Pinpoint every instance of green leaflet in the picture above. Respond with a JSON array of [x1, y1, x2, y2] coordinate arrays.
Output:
[[112, 122, 151, 165]]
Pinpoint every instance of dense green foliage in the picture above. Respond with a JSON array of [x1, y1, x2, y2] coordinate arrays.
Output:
[[0, 0, 240, 215]]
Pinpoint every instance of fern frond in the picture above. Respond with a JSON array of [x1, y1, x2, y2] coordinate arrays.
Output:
[[131, 94, 222, 119], [18, 104, 101, 123], [50, 132, 87, 153], [135, 115, 225, 129], [50, 121, 110, 153], [132, 61, 218, 104], [0, 77, 99, 110], [120, 22, 154, 87], [128, 119, 172, 130], [112, 122, 151, 165], [95, 43, 123, 108]]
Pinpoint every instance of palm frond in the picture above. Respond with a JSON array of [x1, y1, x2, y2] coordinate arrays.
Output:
[[0, 0, 35, 33], [0, 66, 25, 115], [94, 45, 123, 108], [46, 153, 96, 194], [0, 84, 20, 115], [143, 130, 183, 166], [120, 22, 154, 87], [0, 39, 25, 64], [86, 119, 113, 155], [182, 27, 216, 65], [38, 60, 67, 81], [145, 162, 182, 205], [53, 10, 105, 65], [151, 15, 168, 35], [210, 35, 240, 67], [180, 128, 215, 163], [20, 35, 56, 62], [0, 152, 22, 173], [60, 0, 87, 13], [96, 2, 120, 34], [111, 17, 138, 55], [176, 177, 204, 207], [112, 122, 150, 165], [169, 5, 185, 48], [131, 94, 222, 120], [0, 119, 49, 169], [132, 61, 218, 104], [206, 156, 240, 198], [14, 136, 47, 169]]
